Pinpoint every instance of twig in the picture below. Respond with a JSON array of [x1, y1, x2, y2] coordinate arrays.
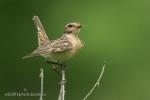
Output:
[[58, 65, 66, 100], [82, 64, 106, 100], [39, 68, 44, 100]]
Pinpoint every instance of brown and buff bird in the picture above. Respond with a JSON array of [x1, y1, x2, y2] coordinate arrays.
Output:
[[22, 16, 84, 65]]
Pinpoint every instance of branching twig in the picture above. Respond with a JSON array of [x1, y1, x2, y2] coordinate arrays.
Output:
[[39, 68, 44, 100], [58, 65, 66, 100], [82, 64, 106, 100]]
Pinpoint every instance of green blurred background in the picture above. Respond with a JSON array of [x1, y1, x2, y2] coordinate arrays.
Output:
[[0, 0, 150, 100]]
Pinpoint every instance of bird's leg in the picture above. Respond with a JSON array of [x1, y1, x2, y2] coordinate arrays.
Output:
[[46, 60, 59, 65], [60, 62, 66, 70], [45, 60, 67, 83], [52, 64, 61, 76], [46, 60, 66, 68], [45, 60, 61, 76]]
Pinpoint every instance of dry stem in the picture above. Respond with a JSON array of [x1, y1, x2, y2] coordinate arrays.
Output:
[[58, 65, 66, 100], [39, 68, 44, 100], [82, 64, 106, 100]]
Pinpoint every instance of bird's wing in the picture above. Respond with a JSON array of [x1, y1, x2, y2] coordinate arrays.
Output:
[[32, 38, 73, 55], [50, 40, 73, 52]]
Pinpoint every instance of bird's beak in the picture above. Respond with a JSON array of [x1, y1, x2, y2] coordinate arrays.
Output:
[[77, 24, 82, 29]]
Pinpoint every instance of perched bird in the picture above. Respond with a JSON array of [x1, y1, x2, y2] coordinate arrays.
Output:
[[22, 16, 84, 64]]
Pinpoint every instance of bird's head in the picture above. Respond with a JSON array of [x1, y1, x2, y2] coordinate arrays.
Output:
[[64, 22, 82, 34]]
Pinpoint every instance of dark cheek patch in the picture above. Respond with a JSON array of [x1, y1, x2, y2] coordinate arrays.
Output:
[[64, 28, 72, 34], [66, 31, 72, 34]]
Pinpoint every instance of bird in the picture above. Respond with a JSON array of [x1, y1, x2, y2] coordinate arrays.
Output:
[[22, 16, 84, 65]]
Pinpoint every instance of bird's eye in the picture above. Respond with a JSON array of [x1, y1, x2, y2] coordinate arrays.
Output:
[[68, 24, 73, 27]]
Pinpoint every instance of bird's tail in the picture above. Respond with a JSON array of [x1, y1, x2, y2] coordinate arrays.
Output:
[[22, 16, 49, 59], [33, 16, 50, 47]]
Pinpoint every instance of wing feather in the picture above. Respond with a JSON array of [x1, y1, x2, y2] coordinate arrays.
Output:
[[31, 38, 72, 55]]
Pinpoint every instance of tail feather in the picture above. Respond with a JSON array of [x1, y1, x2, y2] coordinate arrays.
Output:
[[33, 16, 50, 47], [22, 16, 49, 59]]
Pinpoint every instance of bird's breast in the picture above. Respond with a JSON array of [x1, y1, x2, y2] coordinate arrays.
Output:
[[69, 36, 83, 55]]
